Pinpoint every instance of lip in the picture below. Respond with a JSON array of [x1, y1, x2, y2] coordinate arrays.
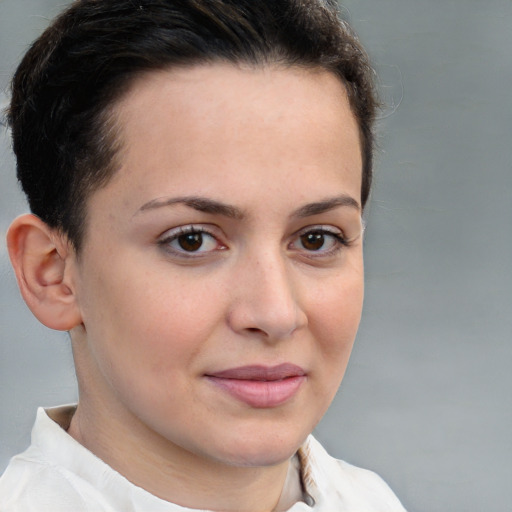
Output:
[[205, 364, 306, 408]]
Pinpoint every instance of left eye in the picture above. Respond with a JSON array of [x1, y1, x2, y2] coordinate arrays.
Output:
[[290, 228, 346, 253]]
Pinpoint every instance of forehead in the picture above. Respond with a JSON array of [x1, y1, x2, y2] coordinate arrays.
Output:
[[86, 63, 362, 222], [115, 63, 358, 144]]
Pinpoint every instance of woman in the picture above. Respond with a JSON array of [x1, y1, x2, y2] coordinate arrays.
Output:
[[0, 0, 405, 510]]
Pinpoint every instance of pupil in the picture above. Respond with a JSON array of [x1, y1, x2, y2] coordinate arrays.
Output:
[[178, 233, 203, 251], [302, 232, 324, 251]]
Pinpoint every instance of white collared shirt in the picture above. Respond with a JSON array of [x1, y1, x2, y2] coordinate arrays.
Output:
[[0, 406, 406, 511]]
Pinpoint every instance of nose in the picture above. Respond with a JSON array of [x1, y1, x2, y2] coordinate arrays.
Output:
[[227, 250, 308, 341]]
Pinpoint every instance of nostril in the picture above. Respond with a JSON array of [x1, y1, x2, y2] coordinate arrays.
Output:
[[246, 327, 263, 334]]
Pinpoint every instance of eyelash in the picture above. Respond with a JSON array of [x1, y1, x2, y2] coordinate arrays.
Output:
[[157, 225, 350, 259], [158, 225, 225, 258], [289, 226, 350, 258]]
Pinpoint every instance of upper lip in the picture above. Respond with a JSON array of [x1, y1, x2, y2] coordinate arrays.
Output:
[[206, 363, 306, 381]]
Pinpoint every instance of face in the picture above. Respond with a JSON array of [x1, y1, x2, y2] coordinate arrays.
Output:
[[71, 64, 364, 469]]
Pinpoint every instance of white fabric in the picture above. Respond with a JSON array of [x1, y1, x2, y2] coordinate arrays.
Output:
[[0, 406, 406, 511]]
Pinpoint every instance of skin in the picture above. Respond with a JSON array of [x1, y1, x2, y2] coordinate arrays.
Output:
[[9, 64, 364, 512]]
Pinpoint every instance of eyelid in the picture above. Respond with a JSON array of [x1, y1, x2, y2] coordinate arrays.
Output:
[[293, 224, 348, 245], [287, 224, 359, 262], [295, 224, 345, 237], [157, 224, 226, 257], [158, 224, 216, 240]]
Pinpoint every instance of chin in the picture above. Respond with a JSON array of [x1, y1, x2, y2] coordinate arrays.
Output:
[[206, 426, 310, 468]]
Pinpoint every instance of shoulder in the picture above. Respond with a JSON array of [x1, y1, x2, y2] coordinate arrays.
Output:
[[300, 435, 407, 511], [0, 407, 115, 512], [0, 449, 93, 512]]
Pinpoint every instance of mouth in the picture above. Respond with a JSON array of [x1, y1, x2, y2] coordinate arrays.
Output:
[[205, 364, 307, 408]]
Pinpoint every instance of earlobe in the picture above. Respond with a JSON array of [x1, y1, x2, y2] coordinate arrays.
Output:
[[6, 214, 83, 331]]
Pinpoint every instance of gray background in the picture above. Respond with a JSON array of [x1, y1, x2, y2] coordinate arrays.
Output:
[[1, 1, 511, 511]]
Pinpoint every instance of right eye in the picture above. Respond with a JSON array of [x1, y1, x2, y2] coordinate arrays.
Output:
[[158, 225, 225, 256]]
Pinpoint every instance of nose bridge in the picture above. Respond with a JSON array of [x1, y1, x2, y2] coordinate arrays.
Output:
[[229, 246, 306, 340]]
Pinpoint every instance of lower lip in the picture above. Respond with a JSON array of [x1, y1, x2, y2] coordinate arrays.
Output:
[[206, 375, 306, 408]]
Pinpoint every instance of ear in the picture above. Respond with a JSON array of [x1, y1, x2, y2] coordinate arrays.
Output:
[[6, 214, 83, 331]]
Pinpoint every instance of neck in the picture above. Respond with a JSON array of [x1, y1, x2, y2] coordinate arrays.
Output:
[[68, 398, 291, 512]]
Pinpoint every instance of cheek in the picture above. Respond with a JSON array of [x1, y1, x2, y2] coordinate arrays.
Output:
[[303, 273, 363, 428], [79, 258, 224, 375], [308, 267, 364, 364]]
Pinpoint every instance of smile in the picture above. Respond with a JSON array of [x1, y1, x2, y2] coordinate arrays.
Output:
[[205, 364, 307, 408]]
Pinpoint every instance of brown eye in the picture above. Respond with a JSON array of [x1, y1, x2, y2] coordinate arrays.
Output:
[[290, 227, 347, 256], [178, 233, 203, 252], [300, 232, 325, 251], [160, 227, 220, 256]]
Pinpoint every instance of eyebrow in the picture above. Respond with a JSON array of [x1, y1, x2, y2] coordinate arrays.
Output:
[[292, 195, 360, 217], [136, 194, 360, 219], [137, 196, 244, 219]]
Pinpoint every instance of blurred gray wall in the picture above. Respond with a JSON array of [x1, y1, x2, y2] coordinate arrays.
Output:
[[1, 1, 511, 511]]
